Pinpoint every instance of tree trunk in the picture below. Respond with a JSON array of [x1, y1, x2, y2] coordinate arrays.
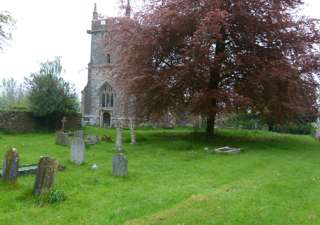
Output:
[[206, 114, 216, 137], [206, 26, 226, 137]]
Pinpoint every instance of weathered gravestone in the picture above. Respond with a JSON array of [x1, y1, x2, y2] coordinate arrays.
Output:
[[33, 156, 59, 195], [2, 148, 19, 183], [112, 153, 128, 177], [74, 130, 84, 139], [112, 119, 128, 177], [56, 131, 69, 146], [85, 135, 99, 145], [129, 118, 137, 145], [115, 120, 124, 152], [70, 137, 85, 165]]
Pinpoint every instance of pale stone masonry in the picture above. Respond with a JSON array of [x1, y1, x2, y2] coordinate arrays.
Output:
[[81, 4, 127, 127]]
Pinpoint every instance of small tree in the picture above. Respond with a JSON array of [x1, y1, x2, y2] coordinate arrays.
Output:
[[26, 57, 79, 129], [0, 78, 28, 110]]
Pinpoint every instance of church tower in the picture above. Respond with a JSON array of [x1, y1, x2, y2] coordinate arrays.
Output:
[[81, 4, 121, 127]]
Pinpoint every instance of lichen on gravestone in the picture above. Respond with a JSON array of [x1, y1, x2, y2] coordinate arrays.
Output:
[[2, 148, 19, 183], [33, 156, 59, 195]]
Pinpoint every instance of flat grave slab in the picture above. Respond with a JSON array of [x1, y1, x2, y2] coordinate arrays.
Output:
[[0, 164, 65, 177]]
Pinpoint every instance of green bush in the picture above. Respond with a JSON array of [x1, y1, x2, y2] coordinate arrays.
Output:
[[26, 57, 79, 129], [222, 113, 315, 135], [272, 122, 316, 135], [222, 114, 265, 130]]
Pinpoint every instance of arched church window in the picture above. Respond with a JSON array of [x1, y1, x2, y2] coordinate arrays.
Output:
[[111, 94, 114, 107], [100, 82, 115, 108], [101, 93, 106, 107], [106, 54, 111, 64], [106, 93, 110, 106]]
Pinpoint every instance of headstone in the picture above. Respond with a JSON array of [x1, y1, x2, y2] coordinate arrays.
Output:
[[112, 153, 128, 177], [129, 118, 137, 145], [74, 130, 84, 138], [2, 148, 19, 183], [61, 116, 67, 131], [70, 137, 85, 165], [33, 156, 59, 195], [115, 119, 124, 151], [84, 135, 99, 145], [56, 131, 69, 146]]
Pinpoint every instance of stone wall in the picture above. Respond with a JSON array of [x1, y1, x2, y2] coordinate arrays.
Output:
[[0, 111, 81, 132]]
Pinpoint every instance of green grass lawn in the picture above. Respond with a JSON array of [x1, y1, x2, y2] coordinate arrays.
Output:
[[0, 127, 320, 225]]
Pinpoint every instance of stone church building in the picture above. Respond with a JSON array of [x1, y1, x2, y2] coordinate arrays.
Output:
[[81, 3, 192, 128], [81, 4, 128, 127]]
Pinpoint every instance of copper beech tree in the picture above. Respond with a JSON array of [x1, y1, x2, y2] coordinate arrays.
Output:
[[110, 0, 320, 136]]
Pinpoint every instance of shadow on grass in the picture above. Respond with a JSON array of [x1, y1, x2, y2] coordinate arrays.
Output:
[[140, 128, 319, 153]]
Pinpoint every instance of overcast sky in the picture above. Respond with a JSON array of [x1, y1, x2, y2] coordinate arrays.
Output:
[[0, 0, 319, 94]]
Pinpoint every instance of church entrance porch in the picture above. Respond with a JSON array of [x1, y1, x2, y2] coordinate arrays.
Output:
[[102, 111, 111, 128]]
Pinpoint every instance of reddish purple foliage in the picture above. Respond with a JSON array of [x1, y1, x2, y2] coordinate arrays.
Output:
[[110, 0, 320, 135]]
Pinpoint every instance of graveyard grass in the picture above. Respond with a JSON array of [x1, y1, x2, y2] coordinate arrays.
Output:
[[0, 127, 320, 225]]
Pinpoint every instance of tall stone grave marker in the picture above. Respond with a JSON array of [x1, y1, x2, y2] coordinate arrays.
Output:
[[112, 118, 128, 177], [33, 156, 58, 195], [115, 119, 124, 152], [2, 148, 19, 183], [70, 137, 85, 165], [129, 118, 137, 145]]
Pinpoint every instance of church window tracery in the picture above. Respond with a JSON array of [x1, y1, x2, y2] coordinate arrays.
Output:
[[100, 82, 115, 108]]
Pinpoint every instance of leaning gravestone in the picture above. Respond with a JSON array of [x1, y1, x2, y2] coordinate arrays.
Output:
[[2, 148, 19, 183], [70, 137, 85, 165], [74, 130, 84, 139], [33, 156, 59, 195], [56, 131, 69, 146], [112, 153, 128, 176]]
